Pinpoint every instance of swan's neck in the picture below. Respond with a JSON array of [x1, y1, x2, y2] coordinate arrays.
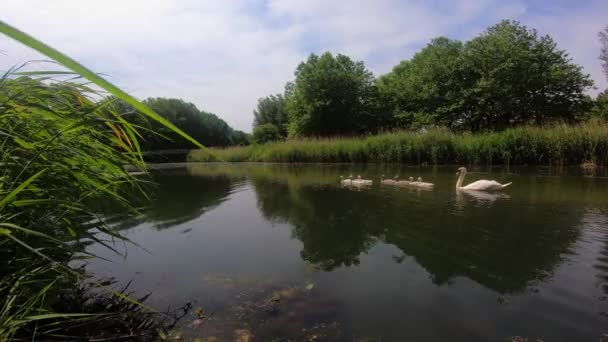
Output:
[[456, 170, 465, 189]]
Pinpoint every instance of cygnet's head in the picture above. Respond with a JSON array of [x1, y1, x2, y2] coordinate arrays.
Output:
[[357, 175, 362, 179], [409, 177, 414, 181], [417, 177, 422, 182]]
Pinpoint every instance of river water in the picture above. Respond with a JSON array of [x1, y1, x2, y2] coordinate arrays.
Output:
[[87, 163, 608, 341]]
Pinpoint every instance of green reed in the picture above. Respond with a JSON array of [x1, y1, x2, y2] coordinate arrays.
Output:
[[194, 121, 608, 165], [0, 21, 201, 340]]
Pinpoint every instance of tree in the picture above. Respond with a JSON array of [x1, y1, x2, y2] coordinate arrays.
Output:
[[252, 123, 281, 144], [286, 52, 381, 136], [377, 37, 464, 129], [600, 25, 608, 81], [253, 94, 288, 137], [105, 97, 247, 150], [459, 20, 593, 131], [591, 90, 608, 120]]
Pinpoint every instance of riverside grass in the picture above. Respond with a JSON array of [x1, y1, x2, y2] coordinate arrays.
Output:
[[0, 21, 202, 340], [190, 122, 608, 165]]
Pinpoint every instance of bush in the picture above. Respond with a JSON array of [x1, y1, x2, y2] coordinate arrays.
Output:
[[252, 123, 282, 144]]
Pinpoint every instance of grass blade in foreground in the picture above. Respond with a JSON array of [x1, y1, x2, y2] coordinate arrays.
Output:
[[0, 20, 207, 151]]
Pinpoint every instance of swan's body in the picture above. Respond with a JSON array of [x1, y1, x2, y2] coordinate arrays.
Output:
[[339, 175, 352, 186], [381, 174, 398, 185], [412, 177, 434, 188], [352, 175, 373, 186], [397, 176, 414, 186], [459, 189, 511, 202], [456, 167, 511, 191]]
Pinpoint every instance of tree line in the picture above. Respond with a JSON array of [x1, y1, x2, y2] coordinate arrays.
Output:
[[106, 97, 249, 150], [253, 20, 608, 144]]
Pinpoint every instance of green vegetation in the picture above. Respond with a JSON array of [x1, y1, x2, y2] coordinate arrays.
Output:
[[285, 52, 384, 136], [252, 123, 282, 144], [0, 21, 195, 340], [108, 97, 249, 150], [191, 122, 608, 165], [250, 20, 596, 139], [253, 94, 289, 139]]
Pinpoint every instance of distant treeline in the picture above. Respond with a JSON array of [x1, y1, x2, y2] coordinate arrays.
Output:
[[105, 97, 250, 150], [104, 20, 608, 151], [251, 20, 608, 144]]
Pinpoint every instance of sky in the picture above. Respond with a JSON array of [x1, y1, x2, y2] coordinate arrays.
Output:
[[1, 0, 607, 132]]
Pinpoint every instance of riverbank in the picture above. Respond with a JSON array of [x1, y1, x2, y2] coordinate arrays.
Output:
[[189, 122, 608, 165]]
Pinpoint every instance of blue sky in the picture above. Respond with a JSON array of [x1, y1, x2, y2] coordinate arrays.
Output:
[[1, 0, 607, 131]]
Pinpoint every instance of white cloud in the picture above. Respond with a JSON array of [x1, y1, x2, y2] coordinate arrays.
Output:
[[1, 0, 606, 131]]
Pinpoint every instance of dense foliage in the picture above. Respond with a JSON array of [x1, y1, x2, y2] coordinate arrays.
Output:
[[249, 20, 595, 138], [592, 90, 608, 120], [109, 97, 249, 150], [0, 20, 201, 340], [0, 74, 165, 340], [377, 37, 464, 129], [379, 20, 593, 132], [191, 122, 608, 165], [253, 94, 288, 138], [286, 52, 383, 137], [252, 123, 282, 144]]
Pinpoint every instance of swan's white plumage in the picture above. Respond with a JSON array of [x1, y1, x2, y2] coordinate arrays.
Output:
[[339, 176, 352, 186], [352, 175, 373, 186], [456, 167, 511, 191], [381, 175, 397, 185]]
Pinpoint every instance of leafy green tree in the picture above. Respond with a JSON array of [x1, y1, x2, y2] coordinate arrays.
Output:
[[286, 52, 381, 136], [252, 123, 281, 144], [106, 97, 247, 149], [591, 90, 608, 120], [379, 21, 593, 132], [230, 130, 251, 146], [459, 20, 593, 131], [377, 37, 464, 129], [253, 94, 288, 137]]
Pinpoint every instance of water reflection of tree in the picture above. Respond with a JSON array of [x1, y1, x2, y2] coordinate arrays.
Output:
[[145, 171, 233, 229], [251, 176, 583, 293], [110, 170, 234, 231], [252, 178, 385, 270]]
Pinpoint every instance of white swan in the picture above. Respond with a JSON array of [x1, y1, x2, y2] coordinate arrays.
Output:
[[412, 177, 434, 188], [396, 176, 413, 186], [456, 167, 512, 191], [339, 175, 352, 186], [352, 175, 373, 186], [381, 174, 398, 185]]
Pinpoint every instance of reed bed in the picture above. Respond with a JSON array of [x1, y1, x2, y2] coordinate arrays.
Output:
[[191, 122, 608, 165]]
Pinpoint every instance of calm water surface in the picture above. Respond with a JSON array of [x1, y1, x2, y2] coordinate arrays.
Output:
[[88, 163, 608, 341]]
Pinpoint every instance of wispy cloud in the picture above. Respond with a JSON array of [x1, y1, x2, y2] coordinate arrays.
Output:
[[1, 0, 606, 131]]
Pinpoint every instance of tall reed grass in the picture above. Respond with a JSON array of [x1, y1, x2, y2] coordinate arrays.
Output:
[[191, 122, 608, 165], [0, 21, 200, 340]]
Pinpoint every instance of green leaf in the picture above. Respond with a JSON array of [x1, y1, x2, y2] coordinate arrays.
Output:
[[23, 313, 96, 321], [0, 169, 45, 209], [0, 20, 208, 151], [0, 228, 11, 235], [110, 290, 157, 313]]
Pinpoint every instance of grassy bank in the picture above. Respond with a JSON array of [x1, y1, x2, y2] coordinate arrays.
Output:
[[190, 122, 608, 165]]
